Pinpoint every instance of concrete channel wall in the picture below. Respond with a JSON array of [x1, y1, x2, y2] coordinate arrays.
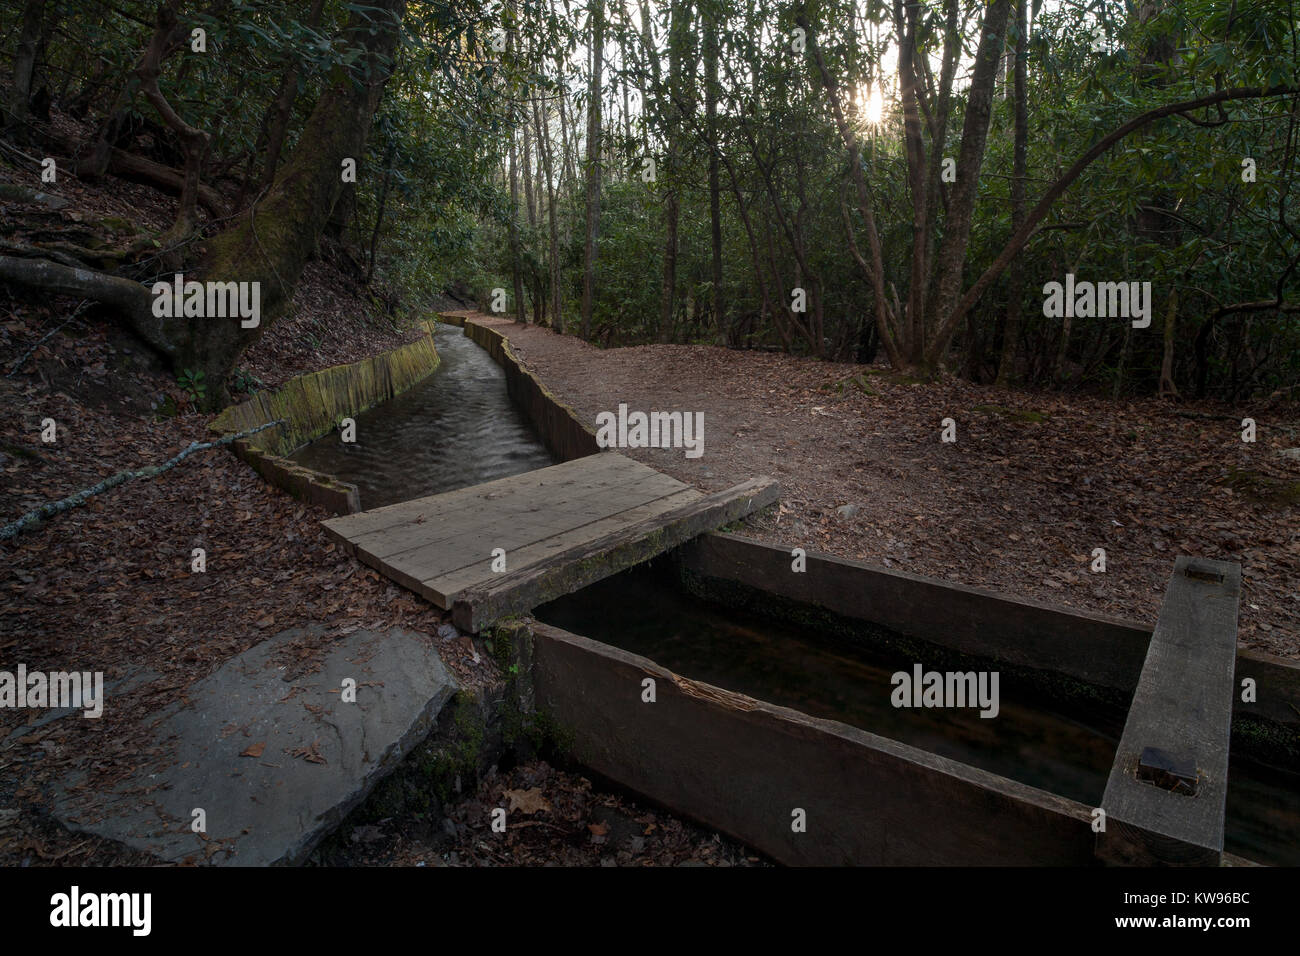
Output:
[[210, 319, 442, 514], [437, 313, 600, 462]]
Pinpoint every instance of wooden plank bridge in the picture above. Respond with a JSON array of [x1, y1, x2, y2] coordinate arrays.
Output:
[[322, 452, 779, 632]]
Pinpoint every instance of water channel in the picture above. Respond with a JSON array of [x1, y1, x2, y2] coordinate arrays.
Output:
[[288, 323, 555, 509]]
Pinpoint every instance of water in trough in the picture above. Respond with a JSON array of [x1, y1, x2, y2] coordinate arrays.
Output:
[[536, 560, 1300, 867], [287, 323, 556, 509]]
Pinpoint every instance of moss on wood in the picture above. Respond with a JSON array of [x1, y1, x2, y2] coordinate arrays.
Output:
[[210, 319, 440, 456]]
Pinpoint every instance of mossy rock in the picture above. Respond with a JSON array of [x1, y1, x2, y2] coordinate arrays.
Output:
[[1219, 466, 1300, 507], [972, 404, 1049, 424], [821, 373, 879, 396]]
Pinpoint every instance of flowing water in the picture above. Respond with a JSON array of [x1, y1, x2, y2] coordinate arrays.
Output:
[[288, 323, 556, 509], [536, 561, 1300, 866]]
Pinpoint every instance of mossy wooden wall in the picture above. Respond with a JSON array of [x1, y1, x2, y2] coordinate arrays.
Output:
[[212, 319, 440, 456], [209, 320, 441, 513]]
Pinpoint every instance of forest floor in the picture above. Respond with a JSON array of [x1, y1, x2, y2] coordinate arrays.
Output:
[[2, 157, 1297, 866]]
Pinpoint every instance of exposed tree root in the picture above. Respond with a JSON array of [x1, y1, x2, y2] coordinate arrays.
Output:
[[0, 419, 284, 541]]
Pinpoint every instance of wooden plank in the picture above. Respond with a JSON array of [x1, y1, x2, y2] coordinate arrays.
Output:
[[1096, 556, 1241, 866], [324, 452, 653, 555], [320, 452, 627, 542], [373, 472, 697, 583], [323, 452, 775, 630], [452, 477, 779, 632], [528, 621, 1097, 865], [682, 533, 1300, 767], [430, 488, 703, 604]]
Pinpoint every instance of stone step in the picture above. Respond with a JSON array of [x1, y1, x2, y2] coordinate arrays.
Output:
[[53, 625, 458, 866]]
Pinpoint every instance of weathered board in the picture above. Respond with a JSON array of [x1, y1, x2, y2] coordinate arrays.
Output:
[[321, 452, 777, 632], [681, 532, 1300, 766], [679, 532, 1154, 692], [527, 621, 1097, 866], [1096, 556, 1241, 866], [452, 477, 780, 632]]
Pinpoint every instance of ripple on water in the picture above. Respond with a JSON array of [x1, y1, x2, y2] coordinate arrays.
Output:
[[287, 324, 557, 509]]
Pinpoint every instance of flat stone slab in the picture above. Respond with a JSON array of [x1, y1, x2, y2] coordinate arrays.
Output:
[[52, 625, 457, 865]]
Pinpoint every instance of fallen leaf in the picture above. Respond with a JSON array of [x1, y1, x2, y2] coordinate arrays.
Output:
[[240, 742, 266, 758], [286, 739, 328, 765], [504, 787, 552, 815]]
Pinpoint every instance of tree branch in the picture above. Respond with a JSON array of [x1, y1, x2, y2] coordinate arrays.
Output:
[[925, 84, 1300, 367], [0, 254, 175, 357]]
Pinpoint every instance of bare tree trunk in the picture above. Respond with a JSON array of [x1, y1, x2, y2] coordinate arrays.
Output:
[[522, 110, 537, 229], [619, 21, 634, 162], [1159, 289, 1180, 397], [580, 0, 605, 339], [535, 96, 564, 333], [134, 2, 233, 247], [366, 138, 396, 282], [5, 0, 46, 137], [996, 0, 1029, 387], [557, 73, 577, 189], [704, 7, 723, 338], [257, 0, 327, 196], [922, 0, 1012, 365], [893, 0, 930, 363], [509, 131, 526, 322], [659, 0, 694, 342]]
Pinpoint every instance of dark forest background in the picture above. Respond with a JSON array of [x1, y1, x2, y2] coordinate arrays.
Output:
[[1, 0, 1297, 406]]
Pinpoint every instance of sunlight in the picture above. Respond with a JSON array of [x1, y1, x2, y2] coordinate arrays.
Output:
[[858, 84, 885, 124]]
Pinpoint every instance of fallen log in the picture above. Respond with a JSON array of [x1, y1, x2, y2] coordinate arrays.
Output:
[[105, 147, 228, 218]]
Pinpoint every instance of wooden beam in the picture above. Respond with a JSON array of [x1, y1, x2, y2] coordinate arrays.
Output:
[[529, 621, 1097, 865], [1096, 556, 1241, 866], [679, 532, 1153, 692], [452, 478, 779, 632]]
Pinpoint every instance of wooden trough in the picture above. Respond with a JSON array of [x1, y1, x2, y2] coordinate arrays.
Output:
[[500, 534, 1289, 867]]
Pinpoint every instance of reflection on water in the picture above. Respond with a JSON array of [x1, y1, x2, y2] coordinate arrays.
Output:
[[536, 561, 1300, 866], [288, 323, 555, 509]]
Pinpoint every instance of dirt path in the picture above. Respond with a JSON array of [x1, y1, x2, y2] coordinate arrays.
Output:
[[454, 312, 1300, 659]]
